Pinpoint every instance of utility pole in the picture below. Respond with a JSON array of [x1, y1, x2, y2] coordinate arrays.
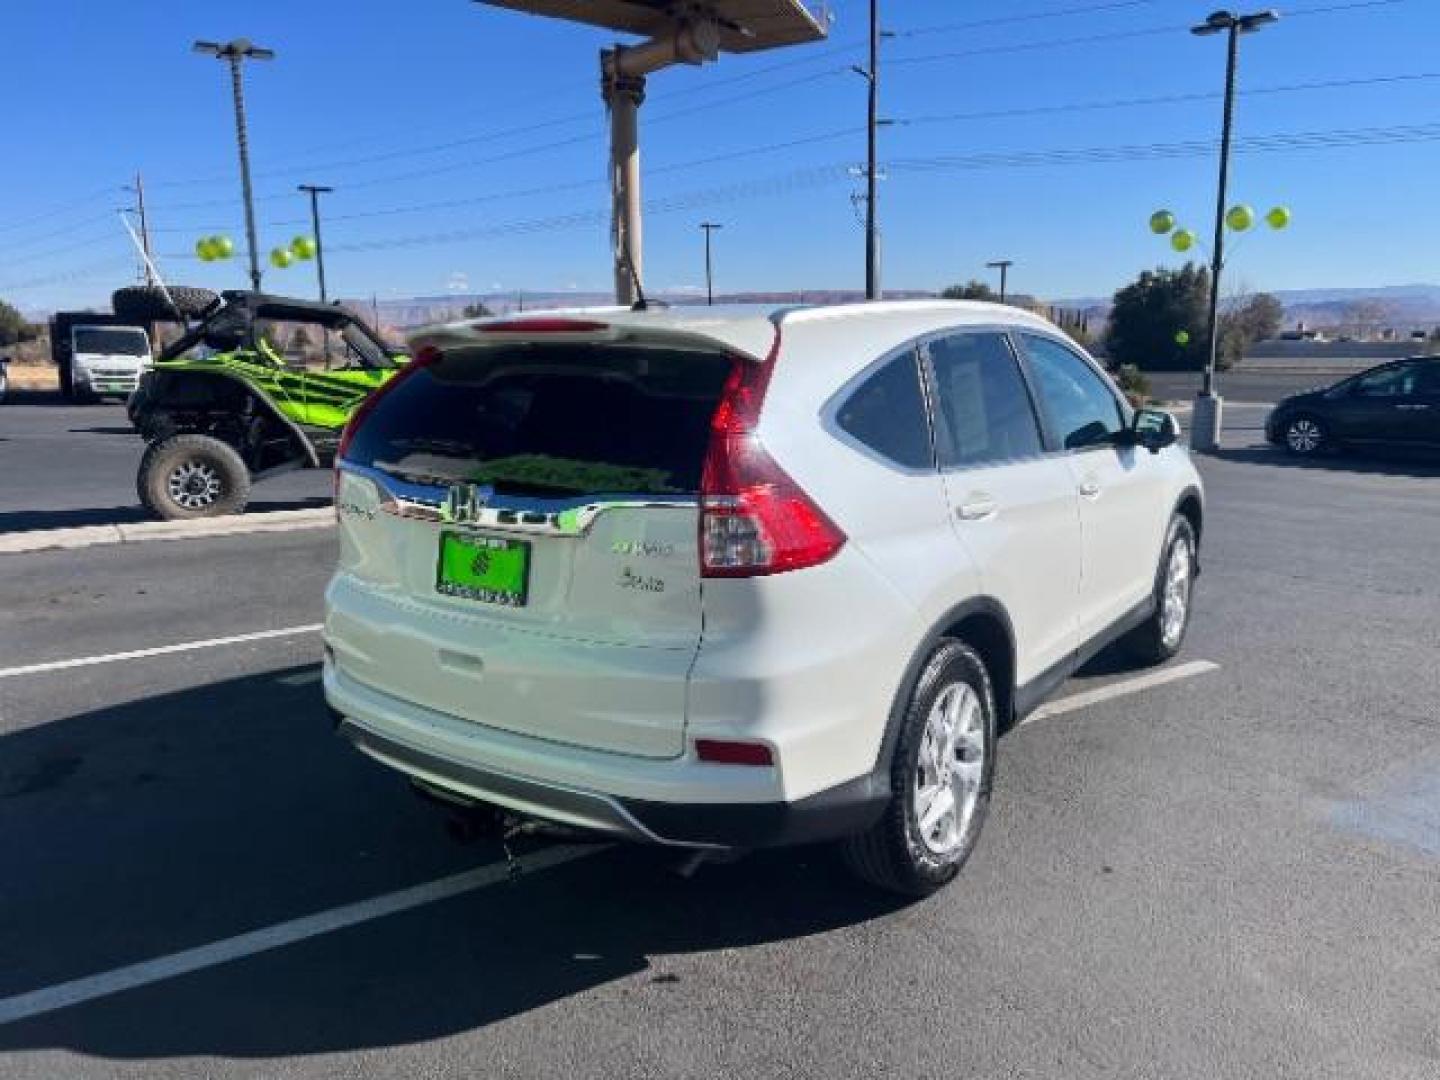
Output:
[[864, 0, 880, 299], [297, 184, 333, 302], [699, 221, 722, 305], [193, 38, 275, 292], [125, 173, 155, 285], [1188, 8, 1278, 451], [986, 259, 1014, 304]]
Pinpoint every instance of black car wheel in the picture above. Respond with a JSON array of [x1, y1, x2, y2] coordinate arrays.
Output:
[[1283, 415, 1327, 456], [138, 434, 251, 520]]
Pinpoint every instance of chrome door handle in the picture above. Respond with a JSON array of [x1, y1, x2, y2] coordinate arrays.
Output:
[[1079, 480, 1101, 499], [956, 496, 998, 521]]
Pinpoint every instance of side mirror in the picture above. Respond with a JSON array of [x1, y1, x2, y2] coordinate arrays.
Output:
[[1129, 408, 1179, 453]]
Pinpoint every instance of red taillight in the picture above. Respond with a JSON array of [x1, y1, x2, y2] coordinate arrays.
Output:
[[699, 330, 845, 578], [476, 318, 609, 334], [336, 345, 439, 463], [695, 738, 774, 767]]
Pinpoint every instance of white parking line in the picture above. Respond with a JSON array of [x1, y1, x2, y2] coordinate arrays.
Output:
[[0, 844, 601, 1027], [1020, 659, 1220, 727], [0, 624, 324, 680]]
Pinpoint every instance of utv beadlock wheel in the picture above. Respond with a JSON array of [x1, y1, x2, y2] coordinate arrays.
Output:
[[1122, 515, 1197, 666], [111, 285, 219, 324], [1283, 415, 1326, 456], [841, 639, 996, 898], [138, 434, 251, 520]]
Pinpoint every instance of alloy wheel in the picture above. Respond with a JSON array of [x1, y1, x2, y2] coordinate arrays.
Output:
[[912, 682, 986, 857], [166, 459, 223, 510]]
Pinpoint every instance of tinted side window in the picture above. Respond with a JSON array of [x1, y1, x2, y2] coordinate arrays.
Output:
[[1021, 334, 1125, 450], [1354, 364, 1418, 398], [927, 332, 1043, 467], [836, 352, 932, 469]]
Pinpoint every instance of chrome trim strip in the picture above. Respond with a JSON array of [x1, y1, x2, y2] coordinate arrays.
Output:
[[338, 461, 697, 537]]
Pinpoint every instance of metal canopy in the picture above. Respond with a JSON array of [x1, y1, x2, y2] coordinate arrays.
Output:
[[477, 0, 826, 52]]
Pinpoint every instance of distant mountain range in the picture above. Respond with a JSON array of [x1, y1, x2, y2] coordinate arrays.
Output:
[[358, 284, 1440, 334]]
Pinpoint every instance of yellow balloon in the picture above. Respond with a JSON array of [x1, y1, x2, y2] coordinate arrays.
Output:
[[1266, 206, 1291, 230], [212, 235, 235, 259], [1175, 329, 1191, 346], [195, 238, 215, 261], [270, 247, 294, 269], [291, 235, 317, 260], [1149, 210, 1176, 235], [1226, 204, 1255, 232], [1171, 229, 1196, 253]]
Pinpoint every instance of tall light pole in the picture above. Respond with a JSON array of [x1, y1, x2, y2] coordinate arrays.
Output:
[[297, 184, 333, 303], [699, 221, 722, 305], [1189, 8, 1278, 451], [986, 259, 1014, 304], [193, 38, 275, 293]]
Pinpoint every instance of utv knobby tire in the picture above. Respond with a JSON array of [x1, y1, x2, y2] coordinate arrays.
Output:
[[841, 638, 997, 899], [112, 285, 219, 324], [138, 434, 251, 520]]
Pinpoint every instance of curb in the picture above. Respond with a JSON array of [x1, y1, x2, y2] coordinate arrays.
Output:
[[0, 508, 335, 556]]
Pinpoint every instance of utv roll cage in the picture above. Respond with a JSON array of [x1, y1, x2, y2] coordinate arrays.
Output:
[[158, 290, 396, 369]]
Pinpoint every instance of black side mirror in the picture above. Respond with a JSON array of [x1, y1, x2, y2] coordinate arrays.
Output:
[[1129, 408, 1179, 453]]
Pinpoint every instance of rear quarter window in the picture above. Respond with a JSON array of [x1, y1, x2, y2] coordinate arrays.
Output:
[[835, 352, 933, 469]]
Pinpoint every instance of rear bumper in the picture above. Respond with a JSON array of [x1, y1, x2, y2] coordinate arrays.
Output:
[[326, 664, 888, 850]]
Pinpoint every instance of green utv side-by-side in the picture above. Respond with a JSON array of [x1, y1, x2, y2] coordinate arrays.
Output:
[[121, 286, 404, 519]]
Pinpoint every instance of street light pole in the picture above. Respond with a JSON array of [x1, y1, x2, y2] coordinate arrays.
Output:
[[699, 221, 722, 305], [194, 38, 275, 293], [297, 184, 334, 303], [1189, 8, 1278, 451], [986, 259, 1014, 304]]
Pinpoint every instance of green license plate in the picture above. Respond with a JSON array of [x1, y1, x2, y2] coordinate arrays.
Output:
[[436, 532, 530, 607]]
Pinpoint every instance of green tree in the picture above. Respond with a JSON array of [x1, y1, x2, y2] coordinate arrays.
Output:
[[1219, 291, 1283, 366], [1104, 263, 1210, 372], [941, 280, 998, 302], [0, 297, 39, 347]]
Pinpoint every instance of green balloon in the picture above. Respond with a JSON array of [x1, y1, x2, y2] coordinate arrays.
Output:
[[1149, 210, 1176, 235], [212, 235, 234, 259], [195, 238, 215, 261], [1175, 329, 1191, 347], [1266, 205, 1291, 230], [1171, 229, 1196, 253], [291, 235, 317, 260], [270, 247, 294, 269], [1226, 204, 1255, 232]]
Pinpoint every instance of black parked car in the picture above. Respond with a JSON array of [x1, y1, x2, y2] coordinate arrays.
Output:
[[1266, 357, 1440, 455]]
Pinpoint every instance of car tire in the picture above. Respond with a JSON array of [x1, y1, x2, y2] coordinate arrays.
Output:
[[111, 285, 219, 324], [841, 638, 997, 898], [137, 434, 251, 520], [1282, 414, 1328, 456], [1122, 515, 1197, 666]]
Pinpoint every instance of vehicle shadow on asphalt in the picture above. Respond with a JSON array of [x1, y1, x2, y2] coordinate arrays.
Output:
[[0, 497, 333, 532], [0, 665, 906, 1059], [1210, 444, 1440, 478]]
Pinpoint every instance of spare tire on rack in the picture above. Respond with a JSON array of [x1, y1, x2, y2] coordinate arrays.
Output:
[[112, 285, 220, 324]]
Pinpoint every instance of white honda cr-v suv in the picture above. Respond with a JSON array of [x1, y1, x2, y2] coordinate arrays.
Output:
[[323, 301, 1203, 896]]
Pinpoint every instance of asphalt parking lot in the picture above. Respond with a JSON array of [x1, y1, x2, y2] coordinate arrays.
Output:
[[1, 404, 1437, 1078], [0, 395, 332, 533]]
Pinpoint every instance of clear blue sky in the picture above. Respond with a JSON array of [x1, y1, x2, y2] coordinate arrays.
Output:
[[2, 0, 1437, 313]]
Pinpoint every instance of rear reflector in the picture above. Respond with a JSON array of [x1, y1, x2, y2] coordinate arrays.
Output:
[[695, 739, 775, 767]]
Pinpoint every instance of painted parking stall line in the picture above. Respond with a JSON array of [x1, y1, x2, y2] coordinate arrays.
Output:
[[1020, 660, 1220, 727], [0, 624, 324, 680], [0, 845, 603, 1027]]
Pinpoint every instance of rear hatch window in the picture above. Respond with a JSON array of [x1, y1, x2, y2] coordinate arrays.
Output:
[[344, 342, 733, 497]]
